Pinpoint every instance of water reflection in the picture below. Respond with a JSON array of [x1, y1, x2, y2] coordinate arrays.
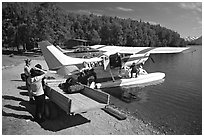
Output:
[[101, 46, 202, 135], [102, 79, 165, 103]]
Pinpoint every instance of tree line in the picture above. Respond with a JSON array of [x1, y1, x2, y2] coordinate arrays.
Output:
[[2, 2, 187, 51]]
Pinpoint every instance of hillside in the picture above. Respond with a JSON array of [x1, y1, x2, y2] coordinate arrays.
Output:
[[2, 2, 187, 51]]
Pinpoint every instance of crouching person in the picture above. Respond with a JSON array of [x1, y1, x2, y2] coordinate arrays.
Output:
[[28, 65, 47, 123]]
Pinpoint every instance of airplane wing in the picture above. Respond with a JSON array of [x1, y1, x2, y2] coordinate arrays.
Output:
[[38, 41, 102, 76], [90, 45, 190, 54]]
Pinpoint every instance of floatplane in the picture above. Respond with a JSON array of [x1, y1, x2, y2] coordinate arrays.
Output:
[[38, 41, 189, 89]]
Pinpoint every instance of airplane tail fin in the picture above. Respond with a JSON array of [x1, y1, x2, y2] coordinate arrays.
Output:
[[38, 41, 83, 70]]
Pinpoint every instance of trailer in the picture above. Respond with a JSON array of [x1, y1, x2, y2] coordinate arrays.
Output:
[[44, 79, 110, 118]]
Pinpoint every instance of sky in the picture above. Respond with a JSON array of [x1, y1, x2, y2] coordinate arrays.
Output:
[[57, 1, 202, 38]]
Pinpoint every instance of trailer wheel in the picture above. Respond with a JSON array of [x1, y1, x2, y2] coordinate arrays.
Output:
[[45, 101, 58, 119], [45, 103, 51, 119]]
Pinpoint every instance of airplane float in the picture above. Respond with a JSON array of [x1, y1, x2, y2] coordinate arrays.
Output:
[[38, 41, 189, 89]]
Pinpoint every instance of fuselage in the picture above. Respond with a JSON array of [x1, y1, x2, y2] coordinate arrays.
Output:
[[68, 51, 150, 79]]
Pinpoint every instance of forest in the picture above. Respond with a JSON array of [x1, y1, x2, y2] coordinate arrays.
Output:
[[2, 2, 187, 51]]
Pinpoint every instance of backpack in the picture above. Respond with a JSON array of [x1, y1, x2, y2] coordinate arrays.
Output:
[[21, 73, 27, 81]]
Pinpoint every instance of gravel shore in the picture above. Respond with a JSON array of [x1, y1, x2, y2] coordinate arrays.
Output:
[[2, 55, 162, 135]]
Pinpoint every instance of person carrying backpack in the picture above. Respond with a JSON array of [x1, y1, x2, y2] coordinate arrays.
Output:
[[28, 64, 47, 123]]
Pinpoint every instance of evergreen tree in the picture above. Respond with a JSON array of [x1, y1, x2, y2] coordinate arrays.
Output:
[[2, 2, 187, 52]]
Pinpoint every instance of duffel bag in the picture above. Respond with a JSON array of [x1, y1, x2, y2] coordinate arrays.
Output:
[[21, 73, 27, 81], [68, 84, 85, 93]]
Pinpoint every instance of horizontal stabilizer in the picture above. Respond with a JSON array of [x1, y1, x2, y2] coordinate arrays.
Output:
[[56, 45, 74, 53]]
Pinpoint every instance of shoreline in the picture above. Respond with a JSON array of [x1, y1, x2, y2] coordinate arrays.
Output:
[[2, 55, 163, 135]]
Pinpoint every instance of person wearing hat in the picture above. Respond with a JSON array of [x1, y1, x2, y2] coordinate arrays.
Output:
[[24, 58, 34, 104]]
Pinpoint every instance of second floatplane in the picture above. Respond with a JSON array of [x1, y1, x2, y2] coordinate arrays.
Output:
[[38, 41, 189, 89]]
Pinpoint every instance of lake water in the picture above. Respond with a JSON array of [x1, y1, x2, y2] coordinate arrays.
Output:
[[102, 46, 202, 135]]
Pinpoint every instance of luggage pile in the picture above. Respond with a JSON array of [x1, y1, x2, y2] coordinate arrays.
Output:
[[59, 77, 85, 94]]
